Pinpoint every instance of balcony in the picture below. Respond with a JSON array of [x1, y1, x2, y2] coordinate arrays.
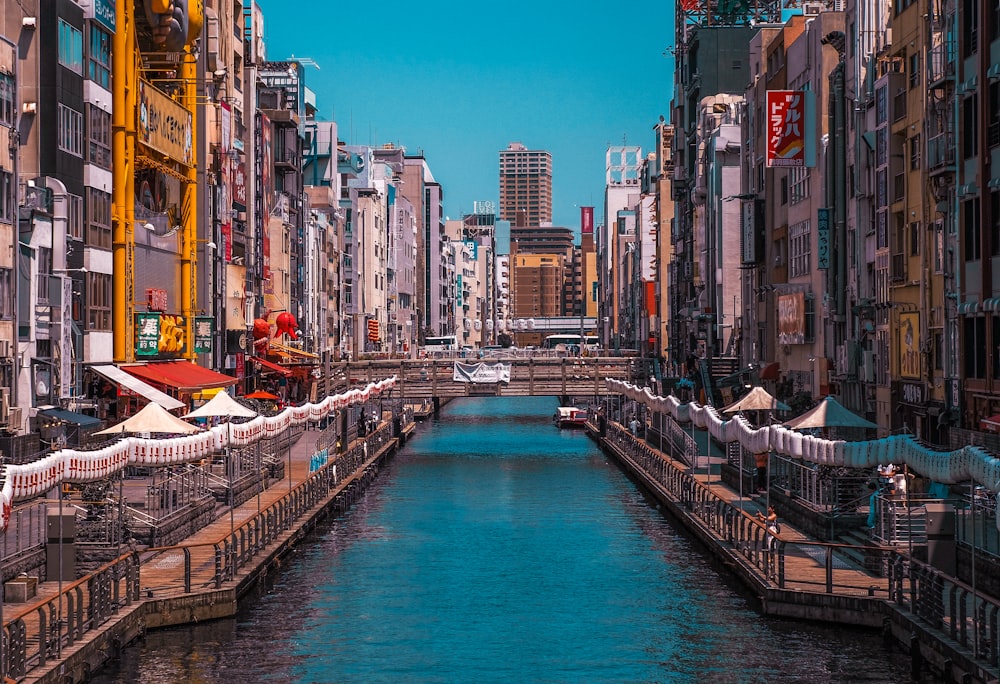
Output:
[[926, 132, 956, 175], [927, 41, 955, 89]]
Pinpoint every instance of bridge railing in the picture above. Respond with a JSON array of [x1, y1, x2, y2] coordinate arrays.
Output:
[[603, 421, 895, 595]]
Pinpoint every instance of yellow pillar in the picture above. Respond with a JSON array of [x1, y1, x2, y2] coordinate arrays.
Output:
[[112, 0, 136, 362], [181, 52, 198, 360]]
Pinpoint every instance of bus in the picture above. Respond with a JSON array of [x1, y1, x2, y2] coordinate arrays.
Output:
[[542, 334, 584, 352], [422, 335, 458, 353]]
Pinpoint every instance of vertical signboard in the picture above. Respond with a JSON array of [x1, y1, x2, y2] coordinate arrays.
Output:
[[220, 101, 233, 262], [740, 199, 756, 264], [899, 311, 920, 379], [194, 316, 215, 354], [581, 206, 594, 234], [766, 90, 807, 167], [816, 207, 830, 269]]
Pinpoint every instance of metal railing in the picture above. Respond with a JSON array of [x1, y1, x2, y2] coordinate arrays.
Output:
[[890, 554, 1000, 669], [2, 551, 140, 679], [140, 423, 393, 596]]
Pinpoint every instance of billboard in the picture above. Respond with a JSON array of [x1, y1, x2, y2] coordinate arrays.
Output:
[[777, 291, 806, 345], [766, 90, 807, 168], [138, 79, 194, 166], [581, 206, 594, 234], [899, 312, 920, 379]]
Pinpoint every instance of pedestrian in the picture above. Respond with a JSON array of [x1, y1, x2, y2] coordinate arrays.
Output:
[[754, 452, 769, 493], [630, 416, 640, 436], [756, 505, 780, 550]]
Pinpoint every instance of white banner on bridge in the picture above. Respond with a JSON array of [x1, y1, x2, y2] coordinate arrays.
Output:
[[453, 361, 511, 384]]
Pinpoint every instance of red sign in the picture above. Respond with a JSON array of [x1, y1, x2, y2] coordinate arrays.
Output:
[[367, 319, 380, 342], [580, 206, 594, 234], [146, 288, 168, 312], [766, 90, 806, 167]]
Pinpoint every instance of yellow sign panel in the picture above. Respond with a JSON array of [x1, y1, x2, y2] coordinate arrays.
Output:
[[138, 79, 194, 167]]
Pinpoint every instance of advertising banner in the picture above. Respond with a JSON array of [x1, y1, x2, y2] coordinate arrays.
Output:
[[766, 90, 806, 167], [777, 292, 806, 345], [138, 79, 194, 166], [453, 362, 512, 384], [135, 313, 187, 357], [194, 316, 215, 354], [899, 312, 920, 379]]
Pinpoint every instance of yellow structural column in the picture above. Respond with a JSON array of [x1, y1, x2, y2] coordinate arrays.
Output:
[[112, 0, 137, 362], [181, 51, 197, 360]]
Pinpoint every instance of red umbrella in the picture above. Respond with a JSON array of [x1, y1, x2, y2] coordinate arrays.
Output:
[[245, 390, 280, 401]]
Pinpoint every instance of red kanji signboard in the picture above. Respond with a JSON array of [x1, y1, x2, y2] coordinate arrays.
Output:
[[766, 90, 806, 167]]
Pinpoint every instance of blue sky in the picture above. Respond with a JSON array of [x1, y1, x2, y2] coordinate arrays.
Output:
[[256, 1, 675, 232]]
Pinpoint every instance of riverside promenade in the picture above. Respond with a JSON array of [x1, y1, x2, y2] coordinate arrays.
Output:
[[592, 415, 1000, 684], [7, 414, 413, 684]]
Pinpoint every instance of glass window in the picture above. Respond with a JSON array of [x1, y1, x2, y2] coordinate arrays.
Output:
[[789, 220, 811, 278], [86, 105, 111, 169], [86, 272, 112, 330], [58, 19, 83, 75], [0, 72, 13, 126], [88, 25, 111, 89], [0, 267, 10, 318], [0, 170, 12, 223], [58, 104, 83, 157], [86, 187, 112, 249]]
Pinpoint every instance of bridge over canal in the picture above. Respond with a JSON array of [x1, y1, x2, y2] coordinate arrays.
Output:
[[339, 356, 647, 400]]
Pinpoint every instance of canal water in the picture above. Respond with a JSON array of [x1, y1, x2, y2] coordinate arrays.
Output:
[[94, 397, 917, 683]]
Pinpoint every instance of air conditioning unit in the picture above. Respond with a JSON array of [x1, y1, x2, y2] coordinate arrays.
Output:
[[0, 387, 8, 422], [0, 340, 8, 358], [5, 406, 22, 433]]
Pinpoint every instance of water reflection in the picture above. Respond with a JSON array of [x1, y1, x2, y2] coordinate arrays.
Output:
[[94, 397, 918, 683]]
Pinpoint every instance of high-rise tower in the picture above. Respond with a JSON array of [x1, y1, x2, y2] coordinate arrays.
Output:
[[499, 142, 552, 227]]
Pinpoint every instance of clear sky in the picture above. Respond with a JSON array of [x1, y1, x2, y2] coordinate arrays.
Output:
[[256, 0, 676, 232]]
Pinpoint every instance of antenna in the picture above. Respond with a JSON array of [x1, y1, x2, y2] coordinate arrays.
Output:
[[286, 54, 321, 70]]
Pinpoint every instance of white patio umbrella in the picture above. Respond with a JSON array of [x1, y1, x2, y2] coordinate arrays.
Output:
[[94, 402, 203, 435], [183, 390, 257, 420]]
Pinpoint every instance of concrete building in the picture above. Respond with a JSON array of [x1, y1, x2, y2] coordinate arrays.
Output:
[[499, 142, 552, 227]]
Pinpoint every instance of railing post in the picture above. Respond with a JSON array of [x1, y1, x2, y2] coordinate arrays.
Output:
[[184, 547, 192, 593]]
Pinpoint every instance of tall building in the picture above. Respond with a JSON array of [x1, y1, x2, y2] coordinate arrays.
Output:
[[499, 142, 552, 227]]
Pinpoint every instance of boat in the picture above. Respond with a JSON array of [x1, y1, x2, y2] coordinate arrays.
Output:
[[553, 406, 588, 428]]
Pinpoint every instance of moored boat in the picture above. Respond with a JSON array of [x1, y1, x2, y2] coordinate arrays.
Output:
[[553, 406, 588, 428]]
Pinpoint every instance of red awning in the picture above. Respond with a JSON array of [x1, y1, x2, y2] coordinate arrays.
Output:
[[759, 362, 781, 380], [253, 356, 293, 377], [981, 414, 1000, 433], [123, 360, 238, 392]]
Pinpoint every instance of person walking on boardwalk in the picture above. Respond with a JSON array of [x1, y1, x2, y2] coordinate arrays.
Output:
[[754, 452, 769, 493]]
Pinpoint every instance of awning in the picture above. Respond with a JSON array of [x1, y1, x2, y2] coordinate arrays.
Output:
[[269, 341, 320, 360], [984, 297, 1000, 313], [981, 414, 1000, 433], [122, 360, 239, 393], [958, 299, 980, 315], [37, 407, 103, 429], [760, 362, 781, 380], [89, 364, 186, 411], [253, 356, 293, 377]]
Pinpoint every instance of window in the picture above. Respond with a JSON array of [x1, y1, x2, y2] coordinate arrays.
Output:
[[58, 104, 83, 157], [0, 267, 10, 318], [789, 167, 809, 204], [88, 25, 111, 89], [68, 193, 83, 240], [993, 191, 1000, 257], [780, 176, 788, 205], [0, 170, 12, 223], [910, 222, 920, 256], [0, 72, 13, 126], [789, 220, 811, 278], [910, 133, 921, 170], [964, 197, 981, 261], [86, 187, 112, 249], [86, 272, 112, 330], [908, 53, 921, 89], [58, 19, 83, 75], [86, 105, 111, 169], [934, 221, 944, 273], [963, 95, 978, 159]]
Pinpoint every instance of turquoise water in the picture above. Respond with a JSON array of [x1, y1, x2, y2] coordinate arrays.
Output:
[[94, 397, 915, 683]]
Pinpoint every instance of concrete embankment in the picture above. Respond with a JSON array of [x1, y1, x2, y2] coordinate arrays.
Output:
[[590, 420, 998, 684], [23, 423, 407, 684]]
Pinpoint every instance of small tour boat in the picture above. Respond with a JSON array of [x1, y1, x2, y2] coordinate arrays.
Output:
[[553, 406, 588, 428]]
